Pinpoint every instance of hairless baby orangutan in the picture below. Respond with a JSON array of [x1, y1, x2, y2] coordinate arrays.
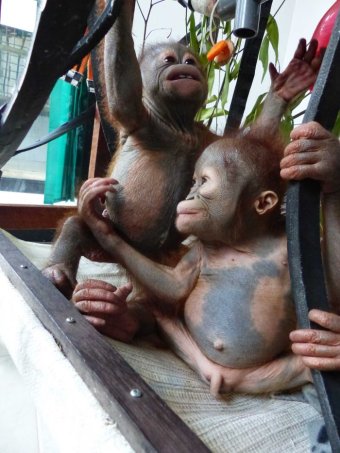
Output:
[[73, 122, 340, 396], [42, 0, 321, 299]]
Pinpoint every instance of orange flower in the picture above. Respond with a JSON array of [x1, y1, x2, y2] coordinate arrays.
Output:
[[207, 40, 234, 65]]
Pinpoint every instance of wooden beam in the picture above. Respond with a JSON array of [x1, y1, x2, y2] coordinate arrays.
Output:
[[0, 231, 210, 452], [0, 204, 76, 230], [88, 109, 112, 178]]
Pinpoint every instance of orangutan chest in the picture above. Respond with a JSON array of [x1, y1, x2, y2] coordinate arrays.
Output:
[[184, 260, 294, 368]]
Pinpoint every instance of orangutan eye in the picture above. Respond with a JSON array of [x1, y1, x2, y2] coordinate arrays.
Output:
[[184, 58, 196, 65], [164, 56, 176, 63]]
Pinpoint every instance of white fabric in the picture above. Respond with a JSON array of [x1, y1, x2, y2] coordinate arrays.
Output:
[[0, 269, 133, 453]]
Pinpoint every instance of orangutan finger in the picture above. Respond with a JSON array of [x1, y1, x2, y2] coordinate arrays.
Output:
[[74, 279, 117, 293], [79, 178, 118, 201], [293, 38, 306, 60], [73, 287, 121, 304], [114, 283, 133, 303], [209, 373, 224, 397], [75, 299, 126, 315], [85, 315, 106, 327], [303, 38, 318, 63], [268, 62, 279, 81], [78, 177, 102, 195]]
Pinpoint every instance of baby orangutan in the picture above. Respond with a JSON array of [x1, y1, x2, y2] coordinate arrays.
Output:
[[42, 0, 322, 299], [74, 130, 314, 395]]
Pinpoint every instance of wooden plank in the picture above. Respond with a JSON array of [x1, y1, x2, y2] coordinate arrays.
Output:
[[0, 230, 210, 453], [286, 10, 340, 452], [88, 109, 112, 178], [0, 204, 76, 230]]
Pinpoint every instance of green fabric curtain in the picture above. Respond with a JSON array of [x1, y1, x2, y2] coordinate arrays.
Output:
[[44, 77, 94, 204]]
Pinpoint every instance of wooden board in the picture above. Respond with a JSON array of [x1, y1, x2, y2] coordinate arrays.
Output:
[[0, 204, 76, 230]]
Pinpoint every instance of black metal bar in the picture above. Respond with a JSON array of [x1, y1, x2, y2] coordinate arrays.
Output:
[[0, 231, 210, 452], [286, 11, 340, 452], [15, 104, 95, 155], [224, 0, 272, 132], [66, 0, 123, 70]]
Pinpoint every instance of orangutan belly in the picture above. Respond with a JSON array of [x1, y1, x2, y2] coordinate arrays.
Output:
[[184, 260, 295, 368], [106, 152, 186, 252]]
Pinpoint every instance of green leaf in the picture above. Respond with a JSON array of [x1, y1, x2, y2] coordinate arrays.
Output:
[[259, 35, 269, 82], [289, 91, 309, 112], [206, 95, 218, 104], [189, 13, 199, 54], [331, 110, 340, 137], [207, 63, 215, 96], [196, 107, 227, 121], [230, 58, 241, 80], [243, 92, 267, 126], [280, 113, 294, 142], [220, 70, 230, 109], [267, 15, 279, 64], [223, 19, 232, 37]]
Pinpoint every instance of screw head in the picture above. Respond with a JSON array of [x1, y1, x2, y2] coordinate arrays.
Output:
[[66, 317, 76, 324], [130, 388, 143, 398]]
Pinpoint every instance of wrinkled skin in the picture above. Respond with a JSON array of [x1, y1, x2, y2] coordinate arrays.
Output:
[[42, 0, 321, 299], [280, 121, 340, 194], [73, 123, 340, 395], [290, 309, 340, 372]]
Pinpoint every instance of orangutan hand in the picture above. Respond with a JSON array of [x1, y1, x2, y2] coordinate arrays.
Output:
[[269, 38, 322, 103], [77, 177, 118, 236], [72, 279, 138, 342]]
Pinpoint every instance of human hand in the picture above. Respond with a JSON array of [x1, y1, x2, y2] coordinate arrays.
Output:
[[290, 309, 340, 371], [269, 38, 322, 103], [280, 121, 340, 194], [72, 279, 138, 342]]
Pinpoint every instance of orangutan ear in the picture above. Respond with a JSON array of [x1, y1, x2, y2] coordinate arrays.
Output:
[[254, 190, 279, 215]]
